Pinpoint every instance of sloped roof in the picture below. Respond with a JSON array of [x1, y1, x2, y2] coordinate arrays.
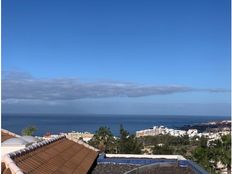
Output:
[[1, 129, 19, 143], [2, 136, 99, 174]]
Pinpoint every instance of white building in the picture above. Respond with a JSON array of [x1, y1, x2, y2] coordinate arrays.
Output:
[[136, 126, 187, 137], [187, 129, 198, 138], [62, 131, 94, 142]]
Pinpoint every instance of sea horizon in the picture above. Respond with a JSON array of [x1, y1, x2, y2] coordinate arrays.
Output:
[[2, 113, 231, 117], [2, 114, 230, 137]]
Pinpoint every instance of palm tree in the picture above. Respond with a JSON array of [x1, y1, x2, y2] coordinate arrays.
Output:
[[21, 125, 37, 136]]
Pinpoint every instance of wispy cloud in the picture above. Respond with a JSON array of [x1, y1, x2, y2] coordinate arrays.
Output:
[[2, 71, 230, 102]]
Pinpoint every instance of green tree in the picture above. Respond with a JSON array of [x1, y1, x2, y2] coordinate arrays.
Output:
[[118, 124, 129, 153], [152, 144, 174, 155], [217, 135, 231, 174], [192, 135, 231, 174], [21, 125, 37, 136], [118, 125, 143, 154], [88, 127, 117, 153], [171, 135, 190, 145], [192, 147, 214, 173]]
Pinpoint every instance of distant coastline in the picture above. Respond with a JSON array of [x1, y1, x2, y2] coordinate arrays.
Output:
[[2, 114, 230, 137], [179, 120, 231, 133]]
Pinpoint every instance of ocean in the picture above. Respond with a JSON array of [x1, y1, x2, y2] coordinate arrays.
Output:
[[2, 114, 230, 136]]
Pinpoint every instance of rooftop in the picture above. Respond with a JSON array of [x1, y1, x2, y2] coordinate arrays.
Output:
[[1, 129, 20, 143], [2, 136, 99, 174], [92, 154, 209, 174], [1, 129, 209, 174]]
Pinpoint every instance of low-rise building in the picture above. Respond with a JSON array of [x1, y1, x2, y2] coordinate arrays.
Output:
[[62, 131, 94, 142], [136, 126, 187, 137], [187, 129, 198, 138], [136, 125, 230, 141], [42, 131, 94, 142]]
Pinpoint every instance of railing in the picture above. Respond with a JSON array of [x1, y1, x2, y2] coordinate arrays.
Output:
[[179, 160, 208, 174], [97, 154, 177, 165]]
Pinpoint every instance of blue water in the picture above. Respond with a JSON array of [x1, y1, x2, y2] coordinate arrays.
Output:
[[2, 114, 230, 136]]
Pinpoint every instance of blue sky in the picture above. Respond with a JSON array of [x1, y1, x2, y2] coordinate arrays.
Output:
[[2, 0, 231, 115]]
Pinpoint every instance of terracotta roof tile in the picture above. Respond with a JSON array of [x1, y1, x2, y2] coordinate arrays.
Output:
[[3, 137, 98, 174]]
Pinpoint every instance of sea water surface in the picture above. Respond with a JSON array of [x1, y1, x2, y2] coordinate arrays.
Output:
[[2, 114, 230, 136]]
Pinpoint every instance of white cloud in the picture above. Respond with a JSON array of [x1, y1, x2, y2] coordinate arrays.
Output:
[[2, 71, 230, 103]]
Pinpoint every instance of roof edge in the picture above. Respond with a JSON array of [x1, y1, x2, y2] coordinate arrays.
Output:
[[7, 135, 99, 159], [1, 129, 21, 138], [2, 154, 24, 174], [8, 135, 65, 158], [105, 154, 186, 160]]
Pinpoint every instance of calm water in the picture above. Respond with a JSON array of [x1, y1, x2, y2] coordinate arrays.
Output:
[[2, 114, 230, 136]]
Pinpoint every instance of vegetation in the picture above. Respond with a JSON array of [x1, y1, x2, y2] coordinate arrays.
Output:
[[21, 125, 37, 136], [139, 134, 231, 174], [139, 134, 190, 147], [89, 126, 231, 173], [192, 135, 231, 174], [89, 125, 142, 154], [152, 144, 174, 155], [118, 125, 142, 154], [88, 127, 117, 153]]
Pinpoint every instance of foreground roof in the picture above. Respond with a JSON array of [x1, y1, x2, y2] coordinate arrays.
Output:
[[2, 136, 99, 174]]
